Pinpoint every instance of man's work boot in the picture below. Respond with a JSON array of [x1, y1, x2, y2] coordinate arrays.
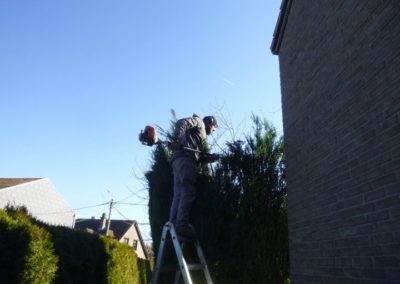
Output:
[[175, 224, 196, 240]]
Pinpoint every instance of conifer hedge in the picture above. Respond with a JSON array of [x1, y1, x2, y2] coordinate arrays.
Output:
[[146, 144, 174, 254], [147, 116, 290, 283]]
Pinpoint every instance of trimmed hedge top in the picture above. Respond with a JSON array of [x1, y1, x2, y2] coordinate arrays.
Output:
[[0, 208, 149, 284]]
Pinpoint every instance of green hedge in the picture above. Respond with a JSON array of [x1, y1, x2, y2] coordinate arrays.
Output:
[[47, 225, 108, 284], [0, 208, 150, 284], [137, 258, 150, 284], [101, 235, 140, 284], [0, 208, 58, 284]]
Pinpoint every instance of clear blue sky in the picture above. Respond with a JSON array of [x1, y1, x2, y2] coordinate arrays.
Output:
[[0, 0, 282, 243]]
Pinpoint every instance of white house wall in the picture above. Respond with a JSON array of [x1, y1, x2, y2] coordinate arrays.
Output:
[[0, 178, 74, 227], [120, 225, 147, 259]]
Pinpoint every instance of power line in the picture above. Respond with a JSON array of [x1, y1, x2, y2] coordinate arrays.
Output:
[[73, 202, 110, 211], [121, 185, 148, 202], [112, 206, 150, 226], [34, 201, 110, 216], [113, 206, 131, 221], [27, 200, 148, 220], [115, 191, 139, 203], [114, 202, 147, 206]]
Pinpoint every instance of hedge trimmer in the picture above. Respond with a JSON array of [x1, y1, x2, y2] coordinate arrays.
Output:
[[138, 125, 203, 154]]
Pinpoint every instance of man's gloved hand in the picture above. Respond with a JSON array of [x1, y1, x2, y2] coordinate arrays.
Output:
[[200, 153, 220, 163]]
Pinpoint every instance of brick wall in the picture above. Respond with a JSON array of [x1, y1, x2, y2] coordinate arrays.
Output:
[[277, 1, 400, 283]]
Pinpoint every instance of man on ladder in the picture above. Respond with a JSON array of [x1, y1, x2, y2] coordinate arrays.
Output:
[[152, 114, 218, 284], [168, 114, 219, 240]]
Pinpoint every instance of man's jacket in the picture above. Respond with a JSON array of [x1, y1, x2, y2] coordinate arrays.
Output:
[[172, 114, 207, 162]]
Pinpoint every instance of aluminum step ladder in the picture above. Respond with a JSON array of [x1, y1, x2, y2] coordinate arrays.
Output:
[[151, 222, 213, 284]]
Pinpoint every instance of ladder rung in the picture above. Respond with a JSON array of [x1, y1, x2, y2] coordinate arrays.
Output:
[[152, 222, 213, 284], [159, 263, 203, 272], [187, 263, 204, 271]]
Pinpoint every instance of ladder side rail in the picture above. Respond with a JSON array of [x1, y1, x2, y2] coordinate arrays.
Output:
[[194, 241, 214, 284], [151, 223, 171, 284], [173, 242, 185, 284], [169, 225, 193, 284], [152, 222, 214, 284]]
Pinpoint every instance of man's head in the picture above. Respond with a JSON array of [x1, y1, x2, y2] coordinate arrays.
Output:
[[203, 116, 218, 135]]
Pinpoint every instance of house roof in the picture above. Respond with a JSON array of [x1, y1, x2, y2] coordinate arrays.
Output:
[[75, 218, 134, 240], [271, 0, 293, 55], [75, 217, 149, 259], [0, 178, 42, 190]]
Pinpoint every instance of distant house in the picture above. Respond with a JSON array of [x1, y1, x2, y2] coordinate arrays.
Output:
[[75, 214, 148, 260], [0, 178, 74, 227]]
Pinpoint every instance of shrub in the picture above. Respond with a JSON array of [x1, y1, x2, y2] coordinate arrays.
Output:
[[0, 208, 58, 284], [47, 226, 108, 284], [101, 236, 139, 284], [48, 224, 148, 284], [1, 207, 149, 283], [137, 257, 150, 284]]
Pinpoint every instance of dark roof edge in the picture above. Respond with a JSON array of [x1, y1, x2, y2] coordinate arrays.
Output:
[[0, 178, 43, 189], [270, 0, 293, 55], [134, 222, 149, 260]]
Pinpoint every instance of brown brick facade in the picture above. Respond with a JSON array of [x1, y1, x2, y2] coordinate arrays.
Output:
[[272, 1, 400, 282]]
